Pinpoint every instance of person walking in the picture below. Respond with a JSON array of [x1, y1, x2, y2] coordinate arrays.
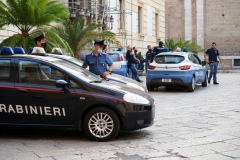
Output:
[[126, 45, 142, 82], [82, 39, 114, 79], [204, 42, 223, 84]]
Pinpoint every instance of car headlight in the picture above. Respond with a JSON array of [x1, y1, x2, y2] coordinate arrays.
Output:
[[127, 83, 145, 92], [123, 92, 150, 105]]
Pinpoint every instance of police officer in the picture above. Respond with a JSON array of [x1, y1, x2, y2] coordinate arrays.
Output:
[[34, 33, 47, 48], [152, 41, 167, 61], [126, 45, 142, 82], [204, 42, 223, 84], [82, 39, 114, 79]]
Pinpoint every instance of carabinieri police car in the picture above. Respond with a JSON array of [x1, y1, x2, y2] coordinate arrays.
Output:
[[0, 46, 155, 141]]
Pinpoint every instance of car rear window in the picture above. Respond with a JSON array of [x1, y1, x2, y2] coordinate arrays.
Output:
[[108, 53, 119, 62], [155, 55, 185, 64]]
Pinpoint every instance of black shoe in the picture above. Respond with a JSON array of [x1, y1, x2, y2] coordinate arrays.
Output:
[[213, 82, 219, 84], [136, 80, 143, 83], [208, 80, 210, 84]]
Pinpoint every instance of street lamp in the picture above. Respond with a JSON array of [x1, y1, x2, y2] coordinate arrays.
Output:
[[67, 0, 114, 30], [79, 8, 85, 16]]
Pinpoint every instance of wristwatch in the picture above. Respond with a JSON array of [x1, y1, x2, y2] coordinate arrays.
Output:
[[107, 69, 112, 74]]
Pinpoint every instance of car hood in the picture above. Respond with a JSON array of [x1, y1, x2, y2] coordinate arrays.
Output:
[[91, 80, 152, 100], [107, 73, 147, 92]]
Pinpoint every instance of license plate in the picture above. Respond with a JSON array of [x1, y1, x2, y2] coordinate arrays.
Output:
[[162, 78, 171, 82]]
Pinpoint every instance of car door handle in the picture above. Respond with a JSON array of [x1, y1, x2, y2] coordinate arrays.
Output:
[[17, 88, 28, 93], [31, 95, 43, 99]]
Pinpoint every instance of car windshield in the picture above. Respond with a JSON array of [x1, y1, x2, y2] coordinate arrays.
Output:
[[68, 57, 84, 66], [52, 60, 101, 82], [155, 55, 185, 64]]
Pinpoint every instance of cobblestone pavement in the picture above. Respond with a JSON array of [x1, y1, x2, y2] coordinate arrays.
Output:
[[0, 73, 240, 160]]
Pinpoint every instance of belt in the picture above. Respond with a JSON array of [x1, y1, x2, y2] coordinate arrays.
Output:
[[210, 61, 217, 63]]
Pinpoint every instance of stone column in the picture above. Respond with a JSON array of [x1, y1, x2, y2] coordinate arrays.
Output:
[[196, 0, 204, 48], [184, 0, 192, 41]]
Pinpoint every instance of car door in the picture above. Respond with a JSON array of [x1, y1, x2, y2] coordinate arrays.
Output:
[[189, 54, 205, 83], [13, 58, 77, 127], [0, 58, 16, 124]]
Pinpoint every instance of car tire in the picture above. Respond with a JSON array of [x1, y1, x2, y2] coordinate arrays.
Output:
[[187, 77, 195, 92], [83, 107, 120, 141], [202, 74, 208, 87], [147, 84, 155, 91]]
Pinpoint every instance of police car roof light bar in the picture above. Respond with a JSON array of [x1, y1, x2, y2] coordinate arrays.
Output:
[[0, 46, 14, 55], [13, 47, 26, 54]]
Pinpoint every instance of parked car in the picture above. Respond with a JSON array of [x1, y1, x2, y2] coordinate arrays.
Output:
[[106, 51, 128, 77], [44, 52, 147, 92], [146, 52, 208, 92], [0, 46, 155, 141]]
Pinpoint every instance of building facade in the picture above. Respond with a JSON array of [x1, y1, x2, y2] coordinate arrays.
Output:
[[0, 0, 166, 55], [61, 0, 166, 54], [165, 0, 240, 69]]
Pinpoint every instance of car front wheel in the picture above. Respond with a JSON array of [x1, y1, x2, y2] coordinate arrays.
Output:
[[202, 74, 208, 87], [83, 107, 120, 141], [187, 77, 195, 92]]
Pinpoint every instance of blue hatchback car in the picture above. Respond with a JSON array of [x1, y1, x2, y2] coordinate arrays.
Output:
[[106, 51, 128, 77], [146, 52, 208, 92]]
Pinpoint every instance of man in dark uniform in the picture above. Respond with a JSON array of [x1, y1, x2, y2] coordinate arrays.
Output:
[[151, 41, 166, 62], [82, 39, 113, 79], [204, 42, 223, 84], [34, 33, 47, 48], [126, 45, 142, 82], [145, 45, 153, 72]]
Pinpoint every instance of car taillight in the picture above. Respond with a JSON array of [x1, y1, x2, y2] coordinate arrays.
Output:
[[179, 65, 191, 70], [119, 55, 123, 61], [148, 65, 156, 70]]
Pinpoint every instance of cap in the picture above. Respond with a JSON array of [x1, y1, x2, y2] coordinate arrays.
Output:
[[34, 33, 45, 42], [32, 47, 46, 54], [94, 39, 104, 47], [176, 47, 181, 52]]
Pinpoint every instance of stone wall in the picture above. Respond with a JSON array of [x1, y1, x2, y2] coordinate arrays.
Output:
[[165, 0, 184, 41], [204, 0, 240, 56], [165, 0, 240, 70]]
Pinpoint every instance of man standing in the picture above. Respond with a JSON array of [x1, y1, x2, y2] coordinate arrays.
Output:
[[204, 42, 223, 84], [34, 33, 47, 48], [126, 45, 142, 82], [145, 45, 153, 72], [153, 41, 165, 56], [82, 39, 114, 79]]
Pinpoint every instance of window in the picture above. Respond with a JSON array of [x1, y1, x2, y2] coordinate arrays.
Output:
[[138, 6, 142, 33], [155, 55, 185, 64], [233, 59, 240, 67], [0, 59, 11, 82], [188, 54, 200, 64], [155, 13, 159, 37], [19, 60, 66, 86]]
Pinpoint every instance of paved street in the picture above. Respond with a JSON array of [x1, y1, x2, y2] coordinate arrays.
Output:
[[0, 73, 240, 160]]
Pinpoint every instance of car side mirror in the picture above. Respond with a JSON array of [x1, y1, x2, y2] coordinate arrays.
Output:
[[201, 61, 207, 66], [56, 80, 70, 94]]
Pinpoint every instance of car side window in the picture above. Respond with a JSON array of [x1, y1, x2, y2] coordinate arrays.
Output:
[[193, 54, 201, 64], [189, 54, 200, 64], [0, 59, 11, 82], [19, 60, 66, 86]]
